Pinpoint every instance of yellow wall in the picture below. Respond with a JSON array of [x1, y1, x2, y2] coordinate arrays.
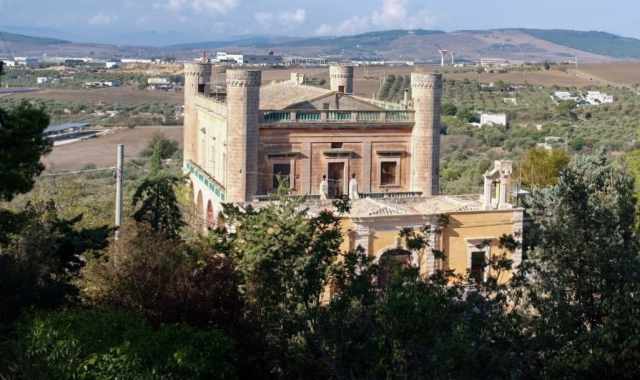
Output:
[[341, 210, 519, 283], [442, 211, 517, 283]]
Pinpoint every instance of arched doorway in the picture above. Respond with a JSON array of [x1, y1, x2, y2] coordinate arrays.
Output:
[[206, 201, 215, 230], [378, 248, 412, 288]]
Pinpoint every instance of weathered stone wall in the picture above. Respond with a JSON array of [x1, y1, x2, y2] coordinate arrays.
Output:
[[225, 69, 261, 202], [410, 73, 442, 196], [184, 63, 212, 166]]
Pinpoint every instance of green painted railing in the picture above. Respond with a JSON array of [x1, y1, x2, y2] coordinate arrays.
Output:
[[328, 111, 352, 121], [356, 111, 381, 122], [263, 111, 290, 123], [296, 112, 321, 121], [385, 111, 411, 122], [184, 160, 226, 202]]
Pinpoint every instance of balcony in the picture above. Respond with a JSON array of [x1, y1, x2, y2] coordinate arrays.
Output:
[[254, 191, 422, 202], [259, 110, 414, 125], [184, 160, 226, 202]]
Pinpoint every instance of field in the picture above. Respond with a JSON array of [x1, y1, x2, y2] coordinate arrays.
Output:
[[42, 126, 183, 171], [6, 87, 183, 105], [574, 62, 640, 87]]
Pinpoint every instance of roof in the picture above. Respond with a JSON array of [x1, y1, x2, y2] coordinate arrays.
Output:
[[260, 82, 332, 110], [249, 194, 504, 219], [259, 81, 386, 111], [44, 122, 90, 134]]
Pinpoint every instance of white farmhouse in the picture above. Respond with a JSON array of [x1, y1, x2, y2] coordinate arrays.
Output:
[[480, 113, 509, 127], [585, 91, 614, 105]]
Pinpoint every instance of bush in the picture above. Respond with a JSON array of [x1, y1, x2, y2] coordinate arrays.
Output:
[[140, 133, 179, 159], [15, 308, 236, 379]]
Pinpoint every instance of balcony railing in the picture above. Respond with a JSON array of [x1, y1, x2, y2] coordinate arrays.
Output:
[[259, 110, 414, 124], [254, 191, 422, 202], [184, 160, 226, 202]]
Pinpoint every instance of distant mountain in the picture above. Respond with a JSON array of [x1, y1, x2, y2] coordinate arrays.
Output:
[[514, 29, 640, 59], [2, 28, 640, 63], [0, 31, 69, 46]]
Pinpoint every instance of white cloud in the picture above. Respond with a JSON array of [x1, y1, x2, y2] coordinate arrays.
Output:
[[254, 9, 306, 28], [279, 9, 306, 25], [88, 12, 117, 26], [155, 0, 238, 14], [315, 0, 435, 36]]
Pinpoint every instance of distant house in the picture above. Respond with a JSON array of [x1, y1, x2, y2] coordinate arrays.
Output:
[[552, 91, 579, 102], [36, 77, 49, 85], [148, 77, 171, 85], [480, 113, 509, 127], [15, 57, 39, 67], [105, 61, 120, 69], [1, 59, 16, 67], [585, 91, 614, 105]]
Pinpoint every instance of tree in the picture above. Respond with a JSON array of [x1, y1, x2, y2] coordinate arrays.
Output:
[[517, 147, 570, 188], [442, 103, 458, 116], [140, 132, 179, 159], [132, 173, 184, 238], [0, 101, 51, 201], [0, 201, 111, 327], [514, 153, 640, 378]]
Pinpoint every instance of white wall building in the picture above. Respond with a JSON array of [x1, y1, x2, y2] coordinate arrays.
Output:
[[480, 113, 509, 127], [36, 77, 49, 85], [148, 77, 171, 85], [585, 91, 614, 105], [1, 59, 16, 67]]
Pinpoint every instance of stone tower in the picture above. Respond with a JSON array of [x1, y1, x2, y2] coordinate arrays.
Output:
[[183, 63, 212, 164], [329, 65, 354, 94], [410, 72, 442, 196], [225, 69, 261, 203]]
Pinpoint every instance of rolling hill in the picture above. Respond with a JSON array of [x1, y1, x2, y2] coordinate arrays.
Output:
[[1, 28, 640, 63]]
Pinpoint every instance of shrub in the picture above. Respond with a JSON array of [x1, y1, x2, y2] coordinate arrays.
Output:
[[16, 308, 236, 379]]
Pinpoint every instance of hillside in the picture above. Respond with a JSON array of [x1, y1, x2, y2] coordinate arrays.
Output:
[[0, 31, 69, 45], [517, 29, 640, 59], [2, 28, 639, 63]]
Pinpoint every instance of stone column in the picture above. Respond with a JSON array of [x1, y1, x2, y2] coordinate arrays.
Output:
[[353, 222, 371, 255]]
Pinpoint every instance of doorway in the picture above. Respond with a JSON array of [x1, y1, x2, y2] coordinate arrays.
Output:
[[328, 162, 345, 198]]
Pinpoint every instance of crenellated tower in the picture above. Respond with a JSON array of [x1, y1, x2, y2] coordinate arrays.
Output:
[[225, 69, 261, 203], [410, 72, 442, 196], [329, 65, 354, 94]]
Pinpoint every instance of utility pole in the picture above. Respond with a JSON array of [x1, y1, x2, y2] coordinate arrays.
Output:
[[114, 144, 124, 240]]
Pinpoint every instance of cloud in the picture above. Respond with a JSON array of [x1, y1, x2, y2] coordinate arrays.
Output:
[[254, 9, 306, 28], [315, 0, 435, 36], [88, 12, 117, 26], [155, 0, 238, 14]]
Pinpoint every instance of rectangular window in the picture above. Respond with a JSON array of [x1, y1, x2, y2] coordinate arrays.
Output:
[[331, 142, 343, 149], [272, 163, 291, 190], [470, 251, 486, 284], [380, 161, 398, 186]]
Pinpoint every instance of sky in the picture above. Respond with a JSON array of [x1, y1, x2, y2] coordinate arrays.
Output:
[[1, 0, 639, 45]]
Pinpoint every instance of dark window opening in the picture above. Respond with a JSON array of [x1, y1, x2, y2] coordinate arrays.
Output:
[[338, 85, 345, 93], [198, 84, 205, 93], [323, 102, 330, 110], [331, 142, 343, 149], [380, 162, 398, 186], [272, 163, 291, 190], [378, 249, 412, 288], [471, 251, 486, 284]]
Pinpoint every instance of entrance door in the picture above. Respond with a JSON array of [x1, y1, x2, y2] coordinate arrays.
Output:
[[328, 162, 345, 198]]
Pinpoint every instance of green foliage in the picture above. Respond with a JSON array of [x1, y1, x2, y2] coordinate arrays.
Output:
[[0, 201, 111, 327], [523, 29, 640, 59], [15, 308, 236, 379], [515, 153, 640, 378], [442, 103, 458, 116], [517, 148, 570, 188], [81, 222, 243, 328], [141, 133, 179, 159], [0, 101, 51, 201], [132, 173, 185, 238]]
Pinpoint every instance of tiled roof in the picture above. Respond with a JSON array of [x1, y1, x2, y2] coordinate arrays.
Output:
[[259, 82, 332, 110]]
